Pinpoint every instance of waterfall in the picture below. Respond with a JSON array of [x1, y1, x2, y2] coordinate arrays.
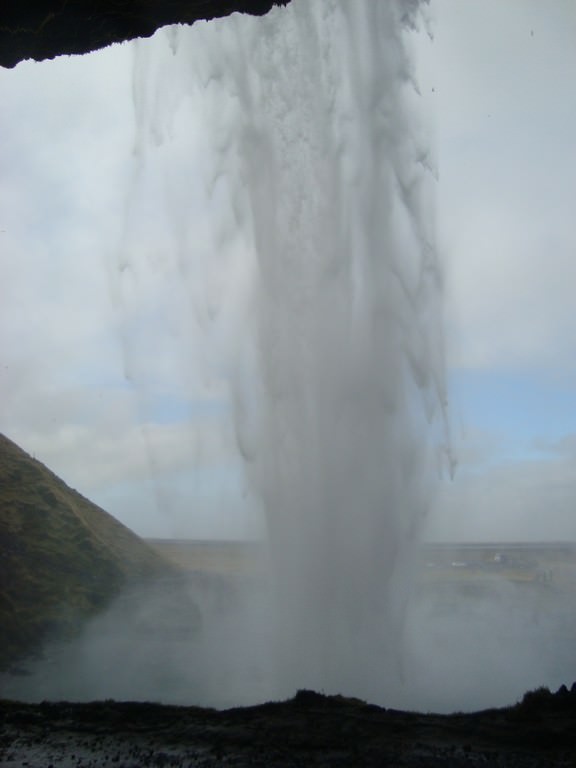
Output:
[[126, 0, 446, 703]]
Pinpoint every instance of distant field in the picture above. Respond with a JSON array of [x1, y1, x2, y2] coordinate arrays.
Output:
[[148, 539, 264, 573], [148, 539, 576, 586], [421, 541, 576, 590]]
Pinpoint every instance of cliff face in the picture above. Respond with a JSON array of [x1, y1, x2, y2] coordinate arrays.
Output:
[[0, 432, 175, 671], [0, 1, 289, 69]]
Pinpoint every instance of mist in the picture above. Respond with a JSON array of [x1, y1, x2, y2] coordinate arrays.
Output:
[[114, 0, 449, 704], [3, 546, 576, 713], [1, 0, 575, 714]]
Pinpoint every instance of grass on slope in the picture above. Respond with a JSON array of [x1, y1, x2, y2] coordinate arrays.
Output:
[[0, 432, 177, 671]]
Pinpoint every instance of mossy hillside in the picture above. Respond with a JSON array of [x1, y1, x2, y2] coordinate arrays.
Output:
[[0, 432, 176, 670]]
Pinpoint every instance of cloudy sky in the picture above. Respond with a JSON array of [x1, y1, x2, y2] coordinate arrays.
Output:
[[1, 0, 575, 541], [425, 0, 576, 540]]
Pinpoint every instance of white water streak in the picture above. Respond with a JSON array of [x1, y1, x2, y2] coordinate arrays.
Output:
[[127, 0, 446, 703]]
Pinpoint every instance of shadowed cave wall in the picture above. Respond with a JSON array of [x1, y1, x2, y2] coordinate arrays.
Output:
[[0, 1, 290, 69]]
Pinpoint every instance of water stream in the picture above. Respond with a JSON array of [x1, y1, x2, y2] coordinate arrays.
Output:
[[124, 0, 446, 703]]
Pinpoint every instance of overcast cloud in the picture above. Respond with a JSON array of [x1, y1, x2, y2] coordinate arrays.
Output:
[[1, 0, 575, 541]]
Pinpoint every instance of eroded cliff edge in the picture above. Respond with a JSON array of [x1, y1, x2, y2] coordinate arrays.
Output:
[[0, 1, 289, 69]]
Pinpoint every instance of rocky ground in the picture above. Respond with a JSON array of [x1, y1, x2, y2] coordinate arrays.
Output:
[[2, 687, 576, 767]]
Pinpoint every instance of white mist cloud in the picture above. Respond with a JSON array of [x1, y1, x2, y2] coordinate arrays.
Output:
[[427, 456, 576, 542], [1, 1, 575, 546], [2, 1, 576, 716], [23, 417, 230, 488], [432, 0, 576, 371], [0, 40, 251, 539]]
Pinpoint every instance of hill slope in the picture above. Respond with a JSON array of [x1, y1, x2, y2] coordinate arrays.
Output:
[[0, 432, 176, 671]]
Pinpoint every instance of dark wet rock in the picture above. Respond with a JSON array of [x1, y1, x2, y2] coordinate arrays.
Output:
[[1, 689, 576, 767], [0, 1, 290, 69]]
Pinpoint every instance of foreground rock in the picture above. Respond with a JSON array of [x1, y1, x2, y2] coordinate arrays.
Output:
[[1, 687, 576, 767], [0, 1, 288, 69]]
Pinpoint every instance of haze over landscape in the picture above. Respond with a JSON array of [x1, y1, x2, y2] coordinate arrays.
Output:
[[1, 0, 576, 726]]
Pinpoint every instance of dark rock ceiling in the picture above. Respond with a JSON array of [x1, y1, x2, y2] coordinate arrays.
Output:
[[0, 1, 289, 69]]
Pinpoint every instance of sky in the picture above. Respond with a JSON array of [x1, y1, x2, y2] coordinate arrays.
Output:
[[424, 0, 576, 540], [0, 0, 575, 541]]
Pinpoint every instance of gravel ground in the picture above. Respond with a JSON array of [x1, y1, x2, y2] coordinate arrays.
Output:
[[2, 688, 576, 767]]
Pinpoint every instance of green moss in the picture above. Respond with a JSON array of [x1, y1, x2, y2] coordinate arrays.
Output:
[[0, 432, 178, 671]]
